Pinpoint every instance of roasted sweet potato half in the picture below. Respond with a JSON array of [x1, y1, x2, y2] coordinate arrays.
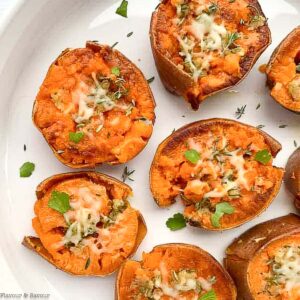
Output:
[[266, 26, 300, 113], [150, 0, 271, 110], [22, 172, 147, 276], [33, 41, 155, 168], [150, 118, 283, 230], [116, 243, 237, 299], [284, 148, 300, 210], [224, 214, 300, 300]]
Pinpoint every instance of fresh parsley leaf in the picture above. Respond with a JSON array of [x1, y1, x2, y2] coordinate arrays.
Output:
[[122, 166, 135, 182], [211, 202, 235, 228], [19, 162, 35, 177], [147, 76, 155, 83], [127, 31, 133, 37], [116, 0, 128, 18], [111, 66, 120, 76], [199, 289, 217, 300], [48, 190, 71, 214], [85, 257, 91, 270], [184, 149, 200, 164], [166, 213, 186, 231], [69, 132, 84, 143], [296, 64, 300, 73], [235, 105, 246, 119], [255, 149, 271, 165]]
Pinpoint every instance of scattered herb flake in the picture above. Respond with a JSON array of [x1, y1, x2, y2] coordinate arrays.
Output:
[[229, 0, 235, 2], [208, 3, 218, 14], [256, 103, 261, 110], [211, 202, 235, 228], [147, 76, 155, 83], [255, 149, 271, 165], [111, 42, 119, 49], [69, 132, 84, 143], [279, 124, 287, 128], [122, 166, 135, 182], [166, 213, 186, 231], [296, 64, 300, 73], [127, 31, 133, 37], [294, 140, 298, 148], [48, 190, 71, 214], [199, 289, 217, 300], [24, 144, 27, 151], [235, 105, 246, 119], [184, 149, 200, 164], [115, 0, 128, 18], [19, 162, 35, 178], [85, 257, 91, 270], [111, 66, 120, 76], [256, 124, 265, 129]]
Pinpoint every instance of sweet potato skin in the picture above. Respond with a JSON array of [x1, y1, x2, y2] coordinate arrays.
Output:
[[115, 243, 237, 300], [33, 42, 156, 168], [224, 214, 300, 300], [150, 0, 271, 110], [266, 26, 300, 113], [150, 118, 283, 231], [22, 171, 147, 277], [284, 148, 300, 210]]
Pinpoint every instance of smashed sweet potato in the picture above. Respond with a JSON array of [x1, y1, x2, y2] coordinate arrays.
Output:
[[150, 0, 271, 110], [116, 243, 237, 299], [266, 26, 300, 113], [22, 172, 147, 276], [284, 147, 300, 210], [224, 214, 300, 300], [33, 42, 155, 168], [150, 118, 283, 230]]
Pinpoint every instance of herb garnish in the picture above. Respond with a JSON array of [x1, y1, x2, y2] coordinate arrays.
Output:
[[223, 32, 241, 54], [296, 64, 300, 73], [199, 289, 217, 300], [211, 202, 235, 228], [122, 166, 135, 182], [147, 76, 155, 83], [48, 190, 71, 214], [69, 131, 84, 143], [235, 105, 246, 119], [279, 124, 287, 128], [85, 257, 91, 270], [166, 213, 186, 231], [111, 66, 120, 76], [115, 0, 128, 18], [24, 144, 27, 151], [256, 124, 265, 129], [208, 3, 218, 14], [111, 42, 119, 49], [229, 0, 235, 2], [255, 149, 271, 165], [19, 162, 35, 178], [127, 31, 133, 37], [294, 140, 298, 147], [256, 103, 261, 110], [184, 149, 200, 164]]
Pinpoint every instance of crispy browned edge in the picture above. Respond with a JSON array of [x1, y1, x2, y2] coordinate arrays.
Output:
[[266, 26, 300, 114], [149, 118, 284, 230], [115, 243, 237, 300], [22, 171, 147, 277], [150, 0, 272, 110], [32, 41, 156, 169], [284, 147, 300, 210], [224, 214, 300, 300]]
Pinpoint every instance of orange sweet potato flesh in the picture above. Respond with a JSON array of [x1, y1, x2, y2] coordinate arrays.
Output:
[[33, 42, 155, 168], [284, 148, 300, 210], [224, 214, 300, 300], [150, 0, 271, 110], [266, 26, 300, 113], [150, 119, 283, 230], [116, 243, 237, 299], [22, 172, 147, 276]]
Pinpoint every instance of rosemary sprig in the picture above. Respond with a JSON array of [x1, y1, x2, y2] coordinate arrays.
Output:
[[122, 166, 135, 182], [235, 105, 246, 119]]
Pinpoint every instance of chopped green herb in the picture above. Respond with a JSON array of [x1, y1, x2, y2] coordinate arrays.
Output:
[[208, 3, 218, 14], [256, 103, 261, 110], [235, 105, 246, 119], [296, 64, 300, 73], [69, 131, 84, 143], [223, 32, 240, 54], [184, 149, 200, 164], [255, 149, 271, 165], [122, 166, 135, 182], [294, 140, 298, 147], [24, 144, 26, 151], [111, 66, 120, 76], [172, 128, 176, 133], [182, 115, 185, 118], [166, 213, 186, 231], [229, 0, 235, 3], [211, 202, 235, 228], [48, 190, 71, 214], [279, 124, 287, 128], [147, 76, 155, 83], [111, 42, 119, 49], [115, 0, 128, 18], [19, 162, 35, 178], [127, 31, 133, 37], [256, 124, 265, 129], [85, 257, 91, 270], [199, 289, 217, 300]]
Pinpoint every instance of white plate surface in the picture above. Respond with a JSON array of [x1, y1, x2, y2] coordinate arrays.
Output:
[[0, 0, 299, 299]]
